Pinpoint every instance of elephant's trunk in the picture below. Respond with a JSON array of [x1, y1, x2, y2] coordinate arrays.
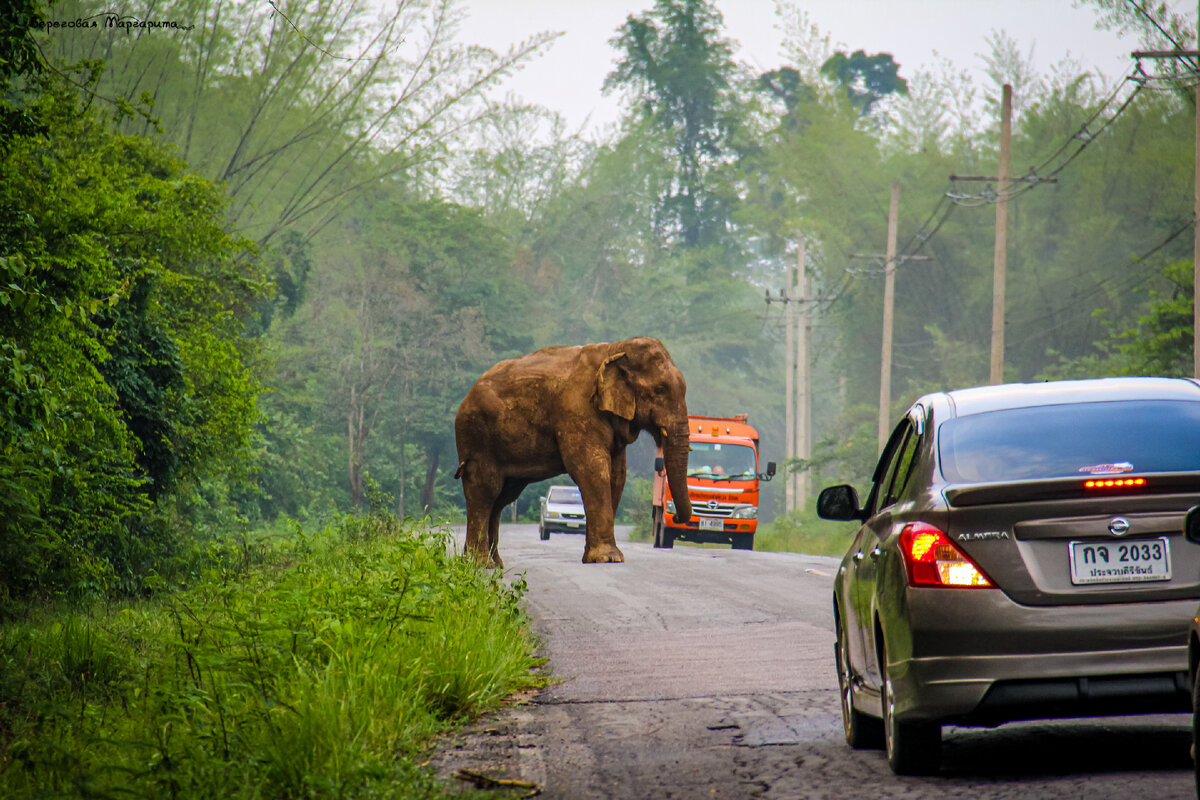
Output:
[[664, 419, 692, 524]]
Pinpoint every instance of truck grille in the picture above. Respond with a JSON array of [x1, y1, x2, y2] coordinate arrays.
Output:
[[694, 500, 739, 518]]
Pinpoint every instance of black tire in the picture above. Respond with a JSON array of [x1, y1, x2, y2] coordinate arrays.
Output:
[[652, 507, 674, 549], [836, 622, 883, 750], [881, 639, 941, 775], [1192, 665, 1200, 795], [731, 532, 754, 550], [539, 524, 549, 541]]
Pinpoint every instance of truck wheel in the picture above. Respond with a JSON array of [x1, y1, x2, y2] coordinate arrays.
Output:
[[539, 524, 549, 541], [651, 507, 669, 548], [732, 533, 753, 550]]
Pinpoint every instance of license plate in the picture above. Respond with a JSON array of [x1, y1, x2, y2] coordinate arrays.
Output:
[[567, 520, 581, 528], [1068, 537, 1171, 585], [699, 517, 724, 531]]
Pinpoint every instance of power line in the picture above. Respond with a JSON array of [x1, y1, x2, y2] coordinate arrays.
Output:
[[1124, 0, 1199, 69], [1005, 218, 1195, 347]]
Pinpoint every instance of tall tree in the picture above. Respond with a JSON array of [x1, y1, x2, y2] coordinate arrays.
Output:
[[605, 0, 739, 249], [820, 50, 908, 116]]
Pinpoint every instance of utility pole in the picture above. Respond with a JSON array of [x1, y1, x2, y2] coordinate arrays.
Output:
[[878, 181, 900, 452], [1131, 30, 1200, 374], [849, 183, 929, 452], [783, 254, 795, 514], [795, 241, 810, 507], [768, 241, 812, 514], [991, 83, 1012, 385]]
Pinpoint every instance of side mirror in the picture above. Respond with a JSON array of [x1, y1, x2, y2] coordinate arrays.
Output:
[[654, 456, 665, 473], [817, 484, 864, 521], [1185, 505, 1200, 544], [759, 461, 777, 481]]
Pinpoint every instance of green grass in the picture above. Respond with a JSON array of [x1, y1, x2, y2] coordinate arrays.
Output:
[[754, 510, 859, 557], [0, 515, 542, 799]]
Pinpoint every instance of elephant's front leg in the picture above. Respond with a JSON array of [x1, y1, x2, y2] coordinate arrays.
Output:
[[570, 452, 624, 564]]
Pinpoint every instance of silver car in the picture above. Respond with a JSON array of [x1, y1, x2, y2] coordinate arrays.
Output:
[[539, 484, 587, 540], [819, 377, 1200, 775]]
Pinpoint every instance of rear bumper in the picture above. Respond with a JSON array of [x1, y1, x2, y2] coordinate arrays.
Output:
[[892, 649, 1190, 725], [541, 520, 586, 535], [881, 591, 1197, 725]]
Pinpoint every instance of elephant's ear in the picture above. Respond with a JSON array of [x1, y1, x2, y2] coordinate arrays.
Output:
[[596, 351, 636, 421]]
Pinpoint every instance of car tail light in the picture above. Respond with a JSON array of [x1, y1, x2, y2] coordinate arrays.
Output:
[[899, 522, 993, 588]]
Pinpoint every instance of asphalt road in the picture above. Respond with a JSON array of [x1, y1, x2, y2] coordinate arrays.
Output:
[[432, 523, 1195, 799]]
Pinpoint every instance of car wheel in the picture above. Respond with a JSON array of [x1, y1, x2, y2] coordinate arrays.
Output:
[[539, 524, 549, 541], [835, 620, 883, 749], [881, 639, 941, 775], [1192, 666, 1200, 795], [731, 533, 753, 550]]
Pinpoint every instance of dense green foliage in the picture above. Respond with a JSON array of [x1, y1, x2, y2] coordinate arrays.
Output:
[[0, 513, 541, 798], [1, 59, 265, 604]]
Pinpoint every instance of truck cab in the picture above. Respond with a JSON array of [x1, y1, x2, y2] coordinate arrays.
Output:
[[651, 414, 775, 550]]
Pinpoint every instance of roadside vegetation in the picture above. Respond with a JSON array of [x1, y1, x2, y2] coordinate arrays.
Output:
[[0, 504, 542, 799]]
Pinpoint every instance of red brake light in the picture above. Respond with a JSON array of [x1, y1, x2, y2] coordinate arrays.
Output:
[[1083, 477, 1146, 490], [899, 522, 993, 588]]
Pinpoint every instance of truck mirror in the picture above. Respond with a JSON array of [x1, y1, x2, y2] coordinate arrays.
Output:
[[1186, 505, 1200, 544], [654, 457, 665, 473], [766, 461, 776, 476]]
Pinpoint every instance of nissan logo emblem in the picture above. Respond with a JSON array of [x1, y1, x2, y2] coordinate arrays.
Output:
[[1108, 517, 1131, 537]]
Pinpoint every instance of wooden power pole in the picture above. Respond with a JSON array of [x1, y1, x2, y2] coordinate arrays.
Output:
[[1131, 16, 1200, 374], [878, 181, 900, 452], [795, 241, 810, 507], [990, 83, 1012, 385], [771, 242, 812, 514], [784, 254, 795, 514]]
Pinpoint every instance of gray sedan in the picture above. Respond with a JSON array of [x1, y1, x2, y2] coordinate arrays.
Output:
[[820, 377, 1200, 775]]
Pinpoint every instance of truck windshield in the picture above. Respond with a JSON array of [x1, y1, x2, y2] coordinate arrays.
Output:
[[547, 486, 583, 504], [688, 442, 756, 481], [938, 399, 1200, 483]]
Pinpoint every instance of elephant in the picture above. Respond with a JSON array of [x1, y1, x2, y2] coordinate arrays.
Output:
[[454, 337, 693, 567]]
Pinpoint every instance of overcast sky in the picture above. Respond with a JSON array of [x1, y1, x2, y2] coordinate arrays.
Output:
[[456, 0, 1191, 135]]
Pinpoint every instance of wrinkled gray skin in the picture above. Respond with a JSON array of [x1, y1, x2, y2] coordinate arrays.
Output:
[[454, 337, 692, 566]]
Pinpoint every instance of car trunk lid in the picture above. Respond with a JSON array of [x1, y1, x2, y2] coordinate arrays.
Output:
[[941, 474, 1200, 606]]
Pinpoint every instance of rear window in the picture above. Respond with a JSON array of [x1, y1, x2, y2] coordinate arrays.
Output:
[[938, 400, 1200, 483]]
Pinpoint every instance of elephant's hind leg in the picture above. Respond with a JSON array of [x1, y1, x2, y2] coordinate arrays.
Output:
[[485, 478, 528, 569], [462, 464, 503, 568]]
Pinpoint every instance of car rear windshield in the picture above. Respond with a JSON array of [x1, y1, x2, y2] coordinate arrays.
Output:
[[938, 399, 1200, 483]]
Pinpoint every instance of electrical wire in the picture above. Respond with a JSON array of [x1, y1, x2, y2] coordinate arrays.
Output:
[[1123, 0, 1200, 70], [1004, 218, 1194, 348]]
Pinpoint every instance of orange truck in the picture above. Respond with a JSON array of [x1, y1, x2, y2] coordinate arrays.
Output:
[[651, 414, 776, 550]]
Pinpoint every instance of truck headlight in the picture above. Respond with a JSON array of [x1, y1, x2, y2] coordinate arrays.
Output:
[[665, 500, 676, 515], [544, 511, 562, 520], [730, 504, 757, 519]]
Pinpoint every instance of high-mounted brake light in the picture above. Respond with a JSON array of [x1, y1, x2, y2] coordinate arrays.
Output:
[[899, 522, 993, 588], [1083, 477, 1147, 490]]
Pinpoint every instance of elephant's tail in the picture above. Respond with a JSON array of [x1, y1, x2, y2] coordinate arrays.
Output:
[[454, 460, 467, 480]]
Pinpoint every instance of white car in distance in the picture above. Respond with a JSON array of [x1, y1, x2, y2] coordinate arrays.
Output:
[[539, 484, 587, 540]]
